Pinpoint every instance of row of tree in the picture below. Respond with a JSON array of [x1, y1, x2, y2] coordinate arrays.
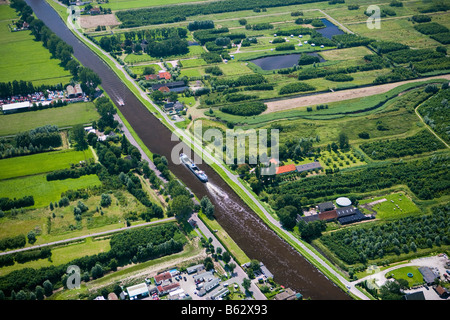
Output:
[[320, 205, 449, 265], [115, 0, 328, 26]]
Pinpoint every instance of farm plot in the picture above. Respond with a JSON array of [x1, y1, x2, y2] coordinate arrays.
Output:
[[0, 6, 71, 86], [0, 174, 101, 208], [0, 149, 95, 180]]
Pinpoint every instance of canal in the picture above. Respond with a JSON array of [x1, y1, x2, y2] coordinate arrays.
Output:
[[26, 0, 350, 300]]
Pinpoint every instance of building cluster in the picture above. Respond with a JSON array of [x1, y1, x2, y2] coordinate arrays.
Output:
[[417, 266, 450, 299], [152, 81, 189, 94], [119, 263, 229, 301], [0, 85, 85, 114], [300, 197, 374, 225]]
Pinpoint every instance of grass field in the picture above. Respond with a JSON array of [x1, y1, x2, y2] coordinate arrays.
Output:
[[0, 237, 111, 277], [386, 266, 424, 287], [0, 5, 72, 86], [0, 149, 95, 180], [86, 0, 212, 11], [0, 173, 101, 208], [359, 193, 421, 220], [0, 102, 99, 136]]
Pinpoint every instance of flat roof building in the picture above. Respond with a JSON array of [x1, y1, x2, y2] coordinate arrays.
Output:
[[317, 201, 334, 213], [1, 101, 31, 114], [127, 283, 149, 300], [187, 264, 205, 274], [295, 161, 322, 173]]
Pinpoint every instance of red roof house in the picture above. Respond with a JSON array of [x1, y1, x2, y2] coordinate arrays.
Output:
[[158, 71, 172, 80], [158, 86, 170, 93], [276, 164, 296, 175]]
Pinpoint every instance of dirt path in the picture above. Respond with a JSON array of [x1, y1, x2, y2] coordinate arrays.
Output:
[[264, 74, 450, 114]]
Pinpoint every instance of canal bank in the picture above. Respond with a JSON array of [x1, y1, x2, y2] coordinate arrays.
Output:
[[28, 0, 358, 300]]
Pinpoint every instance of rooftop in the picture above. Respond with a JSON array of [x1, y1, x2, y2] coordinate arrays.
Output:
[[296, 161, 322, 173], [276, 164, 296, 175]]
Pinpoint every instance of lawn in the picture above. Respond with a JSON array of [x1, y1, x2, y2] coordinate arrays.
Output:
[[0, 102, 99, 136], [0, 149, 95, 180], [0, 6, 72, 86], [0, 173, 101, 208], [359, 192, 421, 220], [386, 266, 424, 288]]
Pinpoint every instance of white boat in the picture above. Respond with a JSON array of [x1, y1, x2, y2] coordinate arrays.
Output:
[[117, 98, 124, 106], [180, 153, 208, 183]]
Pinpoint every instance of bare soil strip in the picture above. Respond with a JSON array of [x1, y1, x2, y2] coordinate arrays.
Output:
[[264, 74, 450, 114]]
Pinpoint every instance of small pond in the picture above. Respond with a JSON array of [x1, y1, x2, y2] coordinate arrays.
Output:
[[251, 52, 325, 71], [316, 18, 345, 39]]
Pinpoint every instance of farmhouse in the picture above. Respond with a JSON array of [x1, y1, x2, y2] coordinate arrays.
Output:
[[152, 81, 188, 93], [158, 86, 170, 93], [318, 209, 337, 221], [295, 161, 322, 173], [164, 101, 184, 112], [157, 282, 180, 295], [154, 271, 172, 285], [276, 164, 296, 175], [317, 201, 334, 213], [126, 282, 149, 300], [158, 71, 172, 80]]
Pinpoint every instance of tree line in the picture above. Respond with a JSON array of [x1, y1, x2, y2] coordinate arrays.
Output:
[[267, 156, 450, 202], [360, 129, 446, 160], [0, 125, 62, 160], [115, 0, 329, 26], [320, 204, 449, 265]]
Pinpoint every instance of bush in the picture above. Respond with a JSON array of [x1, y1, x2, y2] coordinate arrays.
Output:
[[325, 73, 354, 82], [411, 15, 431, 23], [414, 22, 449, 35], [298, 53, 320, 65], [275, 43, 295, 51], [220, 101, 267, 116], [279, 82, 316, 94]]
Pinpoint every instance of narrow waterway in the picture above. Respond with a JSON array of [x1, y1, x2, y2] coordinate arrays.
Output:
[[26, 0, 350, 300]]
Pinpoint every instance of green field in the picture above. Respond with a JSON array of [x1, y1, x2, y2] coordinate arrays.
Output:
[[0, 149, 95, 180], [359, 193, 421, 220], [386, 266, 424, 287], [0, 102, 99, 136], [0, 173, 101, 208], [0, 237, 111, 277], [86, 0, 212, 11], [0, 5, 72, 86]]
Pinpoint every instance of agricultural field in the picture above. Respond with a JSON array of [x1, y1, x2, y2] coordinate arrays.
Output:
[[358, 193, 421, 220], [0, 102, 100, 136], [0, 149, 94, 180], [0, 5, 72, 86]]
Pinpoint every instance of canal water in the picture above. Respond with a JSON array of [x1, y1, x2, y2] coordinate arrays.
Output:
[[25, 0, 350, 300], [316, 18, 345, 39], [251, 52, 325, 71]]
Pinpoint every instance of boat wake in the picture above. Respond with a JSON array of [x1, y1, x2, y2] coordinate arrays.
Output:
[[205, 182, 245, 214]]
